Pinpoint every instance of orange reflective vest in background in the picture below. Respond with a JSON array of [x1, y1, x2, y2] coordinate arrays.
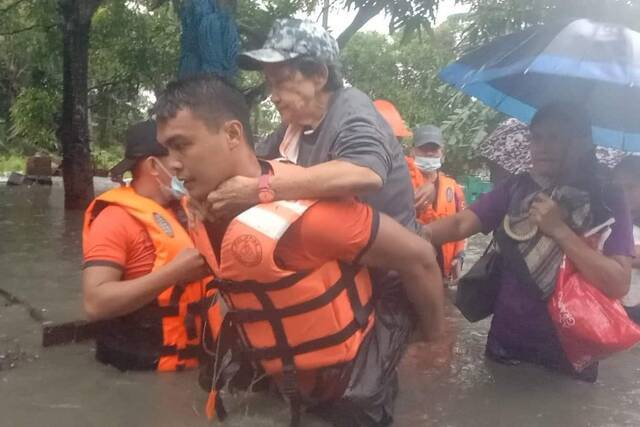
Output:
[[83, 186, 205, 371], [406, 157, 466, 277], [407, 156, 425, 189], [190, 199, 374, 394]]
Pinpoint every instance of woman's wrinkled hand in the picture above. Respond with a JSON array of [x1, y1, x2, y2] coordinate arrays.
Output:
[[205, 176, 260, 221], [529, 192, 570, 239]]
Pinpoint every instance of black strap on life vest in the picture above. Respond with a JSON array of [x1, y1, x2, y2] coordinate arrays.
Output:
[[122, 284, 206, 359], [183, 294, 215, 340], [209, 262, 373, 427], [159, 343, 201, 360], [131, 288, 208, 341], [206, 270, 311, 294]]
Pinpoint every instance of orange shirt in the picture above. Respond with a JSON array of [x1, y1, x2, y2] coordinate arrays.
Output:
[[82, 205, 156, 279], [275, 198, 376, 270]]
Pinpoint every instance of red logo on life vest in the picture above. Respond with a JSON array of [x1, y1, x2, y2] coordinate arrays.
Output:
[[231, 235, 263, 267]]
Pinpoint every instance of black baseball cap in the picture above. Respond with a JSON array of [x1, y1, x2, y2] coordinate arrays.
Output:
[[110, 120, 168, 178]]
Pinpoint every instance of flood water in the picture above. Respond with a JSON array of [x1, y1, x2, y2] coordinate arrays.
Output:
[[2, 178, 640, 426]]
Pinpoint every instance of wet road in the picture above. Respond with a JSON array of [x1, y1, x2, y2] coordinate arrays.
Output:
[[1, 179, 640, 426]]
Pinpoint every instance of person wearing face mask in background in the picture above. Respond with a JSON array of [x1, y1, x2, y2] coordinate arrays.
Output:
[[410, 125, 466, 283], [82, 120, 213, 372]]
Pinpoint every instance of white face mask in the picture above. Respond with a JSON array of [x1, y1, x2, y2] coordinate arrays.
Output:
[[414, 156, 442, 172], [152, 158, 188, 200]]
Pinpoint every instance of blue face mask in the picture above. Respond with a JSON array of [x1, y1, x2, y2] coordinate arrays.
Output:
[[414, 156, 442, 172], [170, 175, 188, 198], [152, 158, 188, 200]]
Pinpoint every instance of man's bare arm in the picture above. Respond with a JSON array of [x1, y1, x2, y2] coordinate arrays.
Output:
[[82, 248, 208, 321], [360, 214, 445, 341]]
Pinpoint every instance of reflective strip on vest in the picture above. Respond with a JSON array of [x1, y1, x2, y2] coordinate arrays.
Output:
[[236, 206, 291, 240]]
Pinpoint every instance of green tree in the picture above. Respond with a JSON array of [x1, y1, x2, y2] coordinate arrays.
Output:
[[0, 0, 60, 152], [89, 1, 180, 148], [341, 22, 499, 176], [460, 0, 640, 47]]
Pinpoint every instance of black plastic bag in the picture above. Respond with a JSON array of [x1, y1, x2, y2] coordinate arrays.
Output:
[[311, 282, 413, 426]]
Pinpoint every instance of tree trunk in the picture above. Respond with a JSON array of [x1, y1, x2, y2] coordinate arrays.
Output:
[[336, 1, 385, 49], [58, 0, 102, 210]]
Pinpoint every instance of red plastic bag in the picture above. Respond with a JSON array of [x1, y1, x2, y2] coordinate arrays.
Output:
[[548, 255, 640, 372]]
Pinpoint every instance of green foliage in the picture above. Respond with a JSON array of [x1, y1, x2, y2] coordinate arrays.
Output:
[[341, 25, 499, 176], [459, 0, 640, 48], [0, 0, 61, 153], [0, 153, 26, 173], [3, 0, 640, 177], [8, 87, 60, 154], [89, 1, 181, 148], [343, 0, 438, 34], [92, 144, 124, 171], [439, 92, 499, 175]]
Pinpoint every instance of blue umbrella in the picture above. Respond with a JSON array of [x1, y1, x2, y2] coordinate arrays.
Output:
[[439, 19, 640, 152]]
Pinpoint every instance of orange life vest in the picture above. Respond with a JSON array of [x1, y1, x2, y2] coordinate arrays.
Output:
[[406, 158, 465, 277], [190, 199, 375, 409], [418, 172, 458, 223], [420, 173, 464, 277], [83, 186, 206, 372], [406, 156, 425, 189]]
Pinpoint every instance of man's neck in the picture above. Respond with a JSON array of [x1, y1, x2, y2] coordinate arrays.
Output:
[[238, 149, 262, 178], [421, 170, 439, 183]]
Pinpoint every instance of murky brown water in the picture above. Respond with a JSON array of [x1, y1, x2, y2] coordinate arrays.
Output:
[[1, 179, 640, 426]]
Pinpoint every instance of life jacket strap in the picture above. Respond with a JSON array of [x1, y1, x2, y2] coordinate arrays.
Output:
[[206, 270, 311, 294], [159, 343, 201, 360], [340, 262, 370, 329], [225, 267, 356, 323]]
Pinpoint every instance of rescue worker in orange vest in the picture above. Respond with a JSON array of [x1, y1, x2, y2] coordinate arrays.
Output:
[[372, 99, 438, 222], [154, 75, 446, 426], [82, 120, 212, 372], [409, 125, 466, 283]]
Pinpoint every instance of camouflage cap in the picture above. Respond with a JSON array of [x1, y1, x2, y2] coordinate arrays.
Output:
[[237, 18, 339, 70]]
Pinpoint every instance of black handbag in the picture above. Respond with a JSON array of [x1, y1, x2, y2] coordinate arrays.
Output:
[[454, 240, 502, 322]]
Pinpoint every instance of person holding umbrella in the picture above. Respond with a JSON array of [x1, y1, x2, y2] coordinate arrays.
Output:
[[424, 102, 634, 381], [477, 118, 626, 185]]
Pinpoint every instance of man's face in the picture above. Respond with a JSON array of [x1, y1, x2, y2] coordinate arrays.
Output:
[[157, 109, 235, 202], [263, 62, 325, 125]]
